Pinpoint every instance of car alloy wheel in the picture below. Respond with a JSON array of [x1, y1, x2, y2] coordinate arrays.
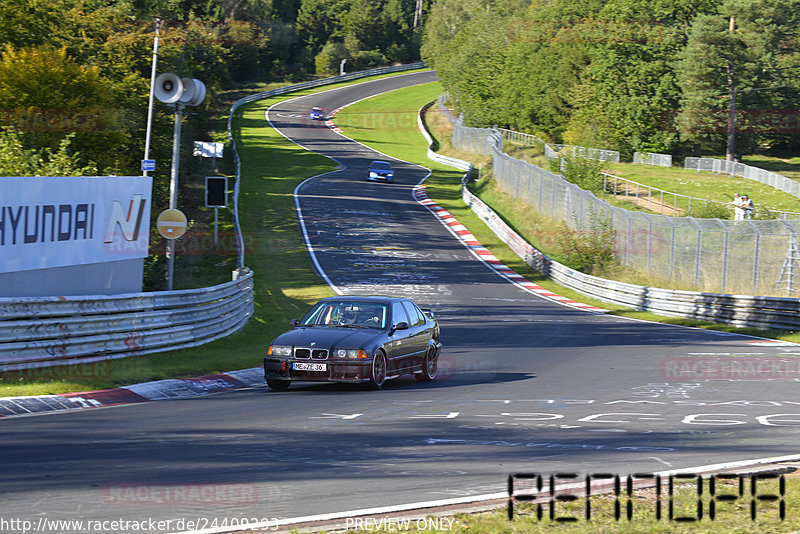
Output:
[[416, 348, 438, 381], [369, 351, 387, 389]]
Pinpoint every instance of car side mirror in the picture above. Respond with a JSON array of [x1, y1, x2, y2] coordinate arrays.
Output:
[[390, 321, 409, 334], [290, 319, 299, 327]]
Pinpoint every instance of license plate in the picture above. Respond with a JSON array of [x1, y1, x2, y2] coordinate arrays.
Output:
[[293, 362, 327, 372]]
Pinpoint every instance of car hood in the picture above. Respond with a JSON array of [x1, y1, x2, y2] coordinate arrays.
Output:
[[271, 327, 384, 348]]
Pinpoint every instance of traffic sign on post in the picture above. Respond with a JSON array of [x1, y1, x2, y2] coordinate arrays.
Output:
[[141, 159, 156, 172], [205, 176, 227, 208], [156, 208, 187, 239]]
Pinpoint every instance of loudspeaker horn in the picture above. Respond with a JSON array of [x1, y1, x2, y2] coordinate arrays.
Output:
[[178, 78, 207, 107], [188, 79, 206, 107], [154, 73, 183, 104], [179, 77, 196, 104]]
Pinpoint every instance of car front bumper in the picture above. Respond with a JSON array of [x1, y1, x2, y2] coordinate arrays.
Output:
[[264, 358, 372, 383]]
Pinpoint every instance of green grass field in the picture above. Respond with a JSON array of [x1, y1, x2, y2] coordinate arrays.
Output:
[[603, 161, 800, 217]]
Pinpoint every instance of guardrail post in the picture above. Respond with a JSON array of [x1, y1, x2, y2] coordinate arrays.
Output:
[[717, 219, 730, 292], [647, 218, 653, 273], [666, 216, 677, 281], [626, 212, 633, 266], [691, 217, 703, 286]]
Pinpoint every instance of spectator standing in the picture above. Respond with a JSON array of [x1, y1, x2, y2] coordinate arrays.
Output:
[[742, 195, 754, 219], [732, 193, 744, 220]]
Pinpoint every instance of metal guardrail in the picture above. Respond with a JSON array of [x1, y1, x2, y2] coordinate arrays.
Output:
[[0, 269, 254, 371], [423, 100, 800, 329], [0, 64, 427, 372]]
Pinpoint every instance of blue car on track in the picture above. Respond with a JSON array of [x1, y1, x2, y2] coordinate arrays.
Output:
[[309, 107, 324, 120], [367, 160, 394, 183]]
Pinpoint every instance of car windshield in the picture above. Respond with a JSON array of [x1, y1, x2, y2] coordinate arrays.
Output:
[[301, 301, 388, 329], [370, 161, 392, 170]]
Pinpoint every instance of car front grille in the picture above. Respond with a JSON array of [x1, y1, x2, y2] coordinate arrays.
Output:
[[295, 348, 328, 360]]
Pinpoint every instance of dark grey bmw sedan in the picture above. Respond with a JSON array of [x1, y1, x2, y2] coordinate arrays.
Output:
[[264, 296, 441, 390]]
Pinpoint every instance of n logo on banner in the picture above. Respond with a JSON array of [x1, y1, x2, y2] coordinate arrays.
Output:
[[104, 195, 147, 243]]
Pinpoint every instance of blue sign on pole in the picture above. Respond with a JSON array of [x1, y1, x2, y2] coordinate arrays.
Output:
[[141, 159, 156, 172]]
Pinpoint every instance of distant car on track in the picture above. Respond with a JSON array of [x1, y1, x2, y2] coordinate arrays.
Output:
[[309, 107, 324, 120], [367, 160, 394, 183], [264, 296, 441, 390]]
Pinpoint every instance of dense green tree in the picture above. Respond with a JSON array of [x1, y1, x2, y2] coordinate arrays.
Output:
[[494, 3, 601, 139], [678, 0, 800, 157], [559, 0, 713, 154], [0, 0, 63, 48], [422, 0, 800, 155], [297, 0, 351, 54], [0, 129, 97, 176], [343, 0, 387, 52], [421, 0, 489, 65], [422, 1, 518, 127], [0, 45, 129, 172], [315, 39, 350, 74]]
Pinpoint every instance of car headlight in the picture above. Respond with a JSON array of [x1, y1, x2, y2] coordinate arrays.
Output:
[[268, 345, 292, 357], [335, 349, 368, 358], [369, 171, 377, 178]]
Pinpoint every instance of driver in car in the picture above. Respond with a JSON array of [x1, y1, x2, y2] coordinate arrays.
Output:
[[339, 309, 358, 325]]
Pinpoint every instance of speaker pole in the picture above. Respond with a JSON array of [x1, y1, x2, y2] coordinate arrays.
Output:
[[143, 17, 162, 177], [166, 102, 183, 291]]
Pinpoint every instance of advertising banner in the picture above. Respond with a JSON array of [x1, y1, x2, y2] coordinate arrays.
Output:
[[0, 176, 152, 274]]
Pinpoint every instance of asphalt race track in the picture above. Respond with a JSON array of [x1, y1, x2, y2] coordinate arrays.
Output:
[[3, 71, 800, 532]]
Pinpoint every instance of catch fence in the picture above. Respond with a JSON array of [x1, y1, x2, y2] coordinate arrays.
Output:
[[442, 98, 800, 296]]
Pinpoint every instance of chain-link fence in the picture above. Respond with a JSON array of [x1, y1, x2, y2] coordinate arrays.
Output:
[[634, 152, 672, 167], [446, 108, 800, 297], [685, 157, 800, 198]]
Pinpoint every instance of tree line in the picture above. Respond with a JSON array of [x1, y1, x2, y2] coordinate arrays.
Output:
[[421, 0, 800, 160]]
